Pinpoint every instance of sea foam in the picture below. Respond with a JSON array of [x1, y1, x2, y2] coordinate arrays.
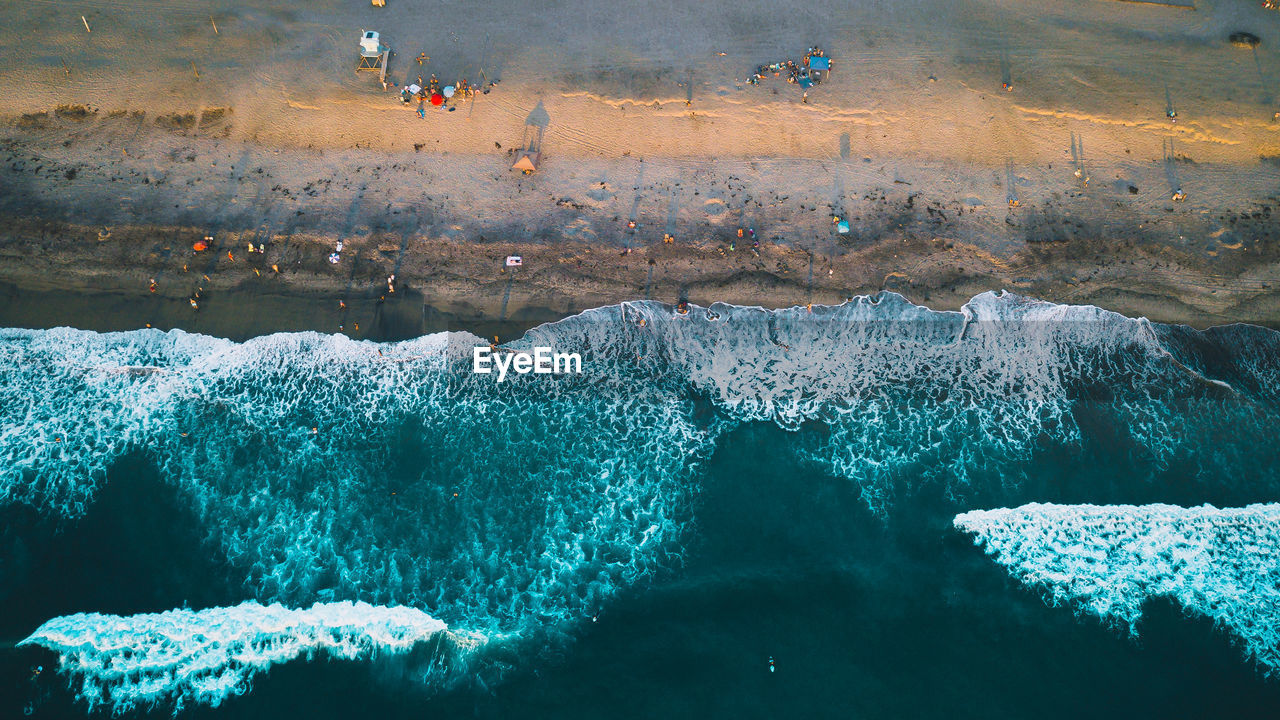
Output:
[[20, 601, 477, 713], [520, 292, 1279, 507], [0, 325, 712, 639], [955, 503, 1280, 676]]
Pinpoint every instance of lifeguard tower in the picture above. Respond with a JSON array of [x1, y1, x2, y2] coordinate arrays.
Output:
[[356, 30, 389, 85]]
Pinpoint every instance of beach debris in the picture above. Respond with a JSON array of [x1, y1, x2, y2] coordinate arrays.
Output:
[[81, 15, 91, 33], [505, 255, 523, 267]]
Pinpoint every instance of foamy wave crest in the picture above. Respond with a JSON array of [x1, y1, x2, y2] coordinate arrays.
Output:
[[520, 292, 1279, 507], [0, 327, 714, 639], [20, 601, 479, 713], [955, 503, 1280, 676]]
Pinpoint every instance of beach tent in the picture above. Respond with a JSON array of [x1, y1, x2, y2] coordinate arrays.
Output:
[[511, 100, 548, 173], [512, 151, 539, 173], [808, 55, 830, 83]]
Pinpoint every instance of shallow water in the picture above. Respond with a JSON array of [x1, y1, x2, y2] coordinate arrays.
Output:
[[3, 292, 1279, 717]]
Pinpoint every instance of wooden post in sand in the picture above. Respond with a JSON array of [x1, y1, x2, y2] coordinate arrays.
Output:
[[210, 16, 219, 34], [191, 61, 200, 80], [81, 15, 91, 33]]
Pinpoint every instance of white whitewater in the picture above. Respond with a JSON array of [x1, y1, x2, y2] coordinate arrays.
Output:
[[20, 601, 481, 713], [955, 503, 1280, 676]]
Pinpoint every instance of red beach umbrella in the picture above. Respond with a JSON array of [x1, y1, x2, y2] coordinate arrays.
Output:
[[429, 93, 444, 106]]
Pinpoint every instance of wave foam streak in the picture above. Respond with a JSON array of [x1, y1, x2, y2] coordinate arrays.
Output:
[[955, 503, 1280, 675], [19, 601, 478, 713]]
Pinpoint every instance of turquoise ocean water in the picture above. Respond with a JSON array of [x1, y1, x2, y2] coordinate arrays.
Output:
[[2, 291, 1279, 717]]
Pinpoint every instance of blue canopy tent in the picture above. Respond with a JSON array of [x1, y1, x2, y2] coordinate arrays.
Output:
[[808, 55, 830, 83]]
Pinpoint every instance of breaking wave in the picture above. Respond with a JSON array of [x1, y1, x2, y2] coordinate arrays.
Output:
[[954, 503, 1280, 676], [19, 601, 480, 713], [521, 292, 1280, 507]]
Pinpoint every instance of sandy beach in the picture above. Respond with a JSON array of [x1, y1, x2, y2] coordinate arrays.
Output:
[[2, 0, 1279, 336]]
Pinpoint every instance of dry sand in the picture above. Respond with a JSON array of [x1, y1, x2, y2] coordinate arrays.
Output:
[[2, 0, 1279, 336]]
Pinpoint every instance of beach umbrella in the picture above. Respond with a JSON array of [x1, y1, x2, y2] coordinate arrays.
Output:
[[443, 85, 455, 98], [430, 93, 444, 106]]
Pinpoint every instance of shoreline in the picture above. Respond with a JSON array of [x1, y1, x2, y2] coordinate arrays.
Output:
[[2, 255, 1277, 344]]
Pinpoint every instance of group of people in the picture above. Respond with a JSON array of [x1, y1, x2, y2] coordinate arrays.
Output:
[[746, 46, 830, 89], [399, 70, 496, 116]]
